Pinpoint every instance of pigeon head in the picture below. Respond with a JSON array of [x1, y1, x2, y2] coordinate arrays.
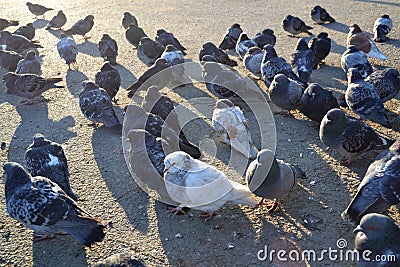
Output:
[[26, 2, 32, 6], [85, 15, 94, 22], [262, 29, 274, 35], [349, 24, 362, 34], [101, 34, 111, 40], [238, 32, 250, 42], [25, 50, 36, 60], [154, 58, 169, 67], [295, 38, 309, 50], [164, 44, 178, 52], [231, 23, 241, 28], [156, 29, 167, 36], [57, 10, 64, 16], [262, 44, 278, 61], [202, 42, 217, 49], [164, 151, 193, 174], [60, 33, 68, 39], [347, 68, 363, 83], [32, 133, 46, 146], [215, 99, 234, 109], [382, 14, 390, 19], [26, 23, 34, 29], [346, 45, 360, 54], [139, 37, 152, 44], [81, 80, 99, 91], [321, 108, 346, 129], [354, 213, 400, 253], [3, 162, 32, 196], [313, 5, 322, 10], [100, 61, 114, 71], [271, 74, 289, 88], [317, 32, 329, 38], [306, 83, 323, 97]]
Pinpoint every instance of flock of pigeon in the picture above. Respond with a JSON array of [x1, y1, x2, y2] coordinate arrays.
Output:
[[1, 2, 400, 264]]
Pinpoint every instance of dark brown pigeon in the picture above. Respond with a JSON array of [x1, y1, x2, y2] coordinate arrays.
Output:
[[13, 23, 35, 40], [155, 29, 187, 55], [26, 2, 53, 18], [64, 15, 94, 40], [98, 34, 118, 66], [122, 12, 138, 29], [16, 50, 41, 75], [94, 61, 121, 102], [0, 31, 42, 53], [0, 18, 19, 31], [46, 10, 67, 30], [0, 50, 23, 71]]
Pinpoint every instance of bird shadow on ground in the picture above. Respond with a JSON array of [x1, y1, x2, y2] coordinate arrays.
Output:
[[352, 0, 400, 7], [321, 21, 349, 33], [66, 69, 89, 97], [46, 29, 62, 39], [32, 19, 49, 29], [77, 40, 100, 57], [114, 64, 136, 89], [310, 64, 347, 91], [330, 38, 347, 55], [384, 38, 400, 49]]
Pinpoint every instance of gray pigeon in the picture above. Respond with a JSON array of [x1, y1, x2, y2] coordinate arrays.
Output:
[[94, 61, 121, 102], [123, 104, 201, 159], [98, 34, 118, 66], [126, 58, 171, 97], [0, 50, 23, 71], [261, 44, 305, 87], [243, 46, 264, 78], [212, 99, 258, 159], [160, 45, 186, 84], [64, 15, 94, 40], [252, 29, 276, 48], [57, 33, 78, 69], [235, 32, 257, 60], [125, 24, 147, 47], [365, 68, 400, 103], [341, 46, 373, 78], [308, 32, 331, 69], [2, 72, 63, 104], [199, 42, 238, 67], [373, 15, 392, 42], [0, 31, 42, 53], [290, 38, 315, 84], [79, 80, 121, 129], [16, 50, 41, 75], [219, 23, 243, 50], [282, 15, 313, 36], [122, 12, 138, 29], [13, 23, 35, 40], [299, 83, 339, 122], [45, 10, 67, 30], [163, 151, 258, 220], [137, 37, 165, 66], [246, 149, 305, 212], [319, 108, 393, 165], [26, 2, 53, 18], [346, 68, 391, 129], [0, 18, 18, 31], [155, 29, 187, 55], [4, 162, 105, 246], [25, 133, 78, 201], [310, 5, 335, 24], [93, 252, 145, 267], [353, 213, 400, 265], [342, 138, 400, 223], [268, 73, 303, 111]]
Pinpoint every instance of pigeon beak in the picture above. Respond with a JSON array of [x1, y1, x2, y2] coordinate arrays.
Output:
[[353, 225, 363, 233]]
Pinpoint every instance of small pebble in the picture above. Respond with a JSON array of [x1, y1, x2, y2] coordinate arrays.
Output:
[[1, 142, 6, 150], [175, 233, 182, 238]]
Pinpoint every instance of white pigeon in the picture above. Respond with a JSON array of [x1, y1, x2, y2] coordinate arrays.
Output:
[[212, 99, 258, 159], [163, 151, 258, 221]]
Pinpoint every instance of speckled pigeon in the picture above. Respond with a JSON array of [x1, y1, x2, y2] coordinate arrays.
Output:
[[244, 46, 264, 78], [268, 73, 303, 111], [341, 45, 373, 78], [252, 29, 276, 48], [365, 68, 400, 103], [290, 37, 315, 84], [235, 32, 257, 60]]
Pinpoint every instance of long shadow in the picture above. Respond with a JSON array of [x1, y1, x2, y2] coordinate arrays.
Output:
[[77, 40, 100, 57], [32, 19, 49, 29], [330, 38, 347, 54], [66, 69, 89, 97], [385, 37, 400, 49], [352, 0, 400, 7], [311, 64, 347, 92], [321, 21, 349, 33], [114, 64, 137, 89], [46, 29, 62, 39]]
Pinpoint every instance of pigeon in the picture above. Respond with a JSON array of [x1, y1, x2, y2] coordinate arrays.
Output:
[[319, 108, 393, 165], [261, 44, 305, 87], [26, 2, 53, 18], [268, 73, 303, 111], [219, 23, 243, 50], [365, 68, 400, 103], [212, 99, 258, 159], [252, 29, 276, 48], [155, 29, 187, 55], [16, 50, 41, 75], [308, 32, 331, 69], [341, 45, 373, 78], [97, 34, 118, 66], [45, 10, 67, 30], [64, 15, 94, 40], [122, 12, 138, 29], [202, 62, 245, 100], [341, 138, 400, 223], [290, 37, 315, 84], [299, 83, 339, 122], [353, 213, 400, 265], [347, 24, 387, 60], [310, 5, 335, 24], [2, 72, 63, 104], [93, 252, 145, 267], [0, 50, 23, 71], [243, 46, 264, 78], [199, 42, 237, 67], [163, 151, 258, 220], [160, 44, 186, 84], [79, 80, 121, 129], [373, 15, 392, 43], [13, 23, 35, 40], [0, 18, 18, 31], [123, 104, 201, 159], [25, 133, 78, 201], [127, 58, 171, 97], [94, 61, 121, 102], [137, 37, 165, 66], [0, 31, 42, 53], [282, 15, 313, 36], [3, 162, 106, 246], [57, 33, 78, 69], [246, 149, 305, 211], [346, 68, 391, 129], [235, 32, 257, 60], [125, 24, 147, 47]]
